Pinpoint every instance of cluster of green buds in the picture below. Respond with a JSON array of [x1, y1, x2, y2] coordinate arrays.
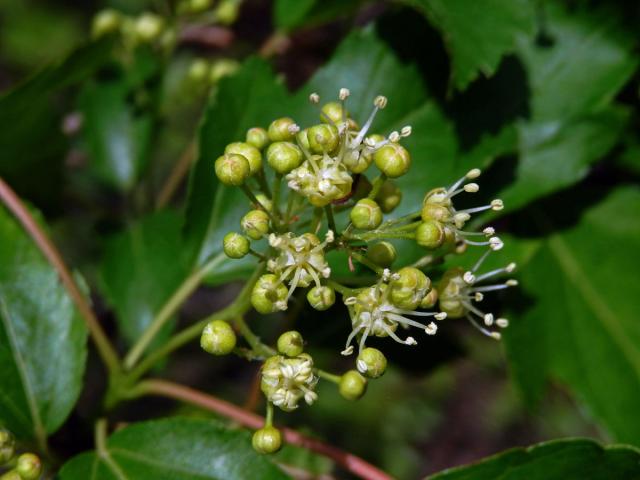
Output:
[[204, 88, 516, 454], [177, 0, 241, 24], [187, 58, 240, 88], [0, 429, 42, 480], [91, 9, 174, 51]]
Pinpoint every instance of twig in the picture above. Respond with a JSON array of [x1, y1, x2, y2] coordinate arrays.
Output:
[[0, 177, 120, 374], [135, 379, 394, 480], [156, 141, 197, 210]]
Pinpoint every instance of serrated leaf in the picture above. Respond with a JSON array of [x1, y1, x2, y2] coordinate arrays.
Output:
[[427, 439, 640, 479], [59, 417, 289, 480], [100, 210, 189, 347], [0, 206, 87, 442], [503, 187, 640, 444], [407, 0, 535, 90]]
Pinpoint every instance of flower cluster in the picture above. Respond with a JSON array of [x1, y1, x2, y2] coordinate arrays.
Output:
[[201, 88, 517, 454], [0, 428, 42, 480]]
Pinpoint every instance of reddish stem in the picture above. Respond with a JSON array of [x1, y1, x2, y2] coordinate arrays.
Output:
[[0, 177, 121, 374], [138, 379, 394, 480]]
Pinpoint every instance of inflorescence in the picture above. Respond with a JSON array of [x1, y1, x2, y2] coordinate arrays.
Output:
[[199, 88, 517, 454]]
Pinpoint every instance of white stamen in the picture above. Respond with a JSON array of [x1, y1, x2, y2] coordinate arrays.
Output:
[[483, 227, 495, 236], [463, 271, 476, 284], [401, 125, 412, 137], [435, 312, 447, 321], [374, 95, 387, 108], [489, 237, 504, 251], [506, 279, 518, 286], [490, 331, 502, 340], [425, 322, 437, 335], [496, 318, 509, 328], [339, 88, 350, 100], [464, 183, 479, 193], [342, 346, 354, 356], [405, 336, 418, 345], [491, 199, 504, 211], [389, 131, 400, 143], [505, 262, 516, 273], [288, 123, 301, 134], [484, 313, 494, 326], [309, 92, 320, 104]]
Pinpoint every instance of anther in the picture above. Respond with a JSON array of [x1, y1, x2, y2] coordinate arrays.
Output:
[[491, 199, 504, 211], [339, 88, 350, 100], [463, 183, 479, 193], [425, 322, 437, 335], [374, 95, 388, 108], [466, 168, 481, 179], [309, 93, 320, 104]]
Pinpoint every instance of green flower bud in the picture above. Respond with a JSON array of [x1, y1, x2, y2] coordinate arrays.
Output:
[[189, 0, 212, 13], [339, 370, 368, 400], [15, 453, 42, 480], [376, 180, 403, 213], [254, 194, 273, 212], [134, 12, 164, 42], [200, 319, 237, 355], [421, 202, 451, 223], [223, 232, 250, 259], [420, 288, 438, 309], [91, 9, 122, 38], [214, 153, 250, 185], [366, 241, 397, 268], [296, 129, 311, 151], [209, 59, 240, 83], [266, 142, 303, 174], [390, 267, 431, 310], [307, 285, 335, 311], [225, 142, 262, 175], [241, 209, 270, 240], [268, 117, 296, 142], [246, 127, 269, 150], [251, 274, 288, 314], [350, 199, 382, 230], [437, 268, 466, 318], [277, 331, 304, 357], [374, 143, 411, 178], [252, 426, 282, 454], [416, 220, 445, 249], [307, 124, 339, 155], [356, 347, 387, 378], [188, 59, 210, 84], [320, 102, 346, 124], [0, 428, 15, 465], [215, 0, 240, 25]]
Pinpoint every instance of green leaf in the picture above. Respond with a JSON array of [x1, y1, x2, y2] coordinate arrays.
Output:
[[0, 39, 112, 207], [407, 0, 535, 90], [184, 58, 289, 275], [78, 69, 154, 190], [274, 0, 316, 30], [503, 187, 640, 444], [0, 206, 87, 442], [498, 2, 637, 212], [59, 417, 289, 480], [273, 0, 362, 31], [100, 210, 189, 347], [427, 439, 640, 479]]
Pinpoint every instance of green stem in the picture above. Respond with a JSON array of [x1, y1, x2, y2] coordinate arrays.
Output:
[[284, 192, 296, 224], [316, 369, 341, 384], [124, 252, 227, 370], [234, 315, 276, 357], [348, 231, 416, 242], [256, 169, 272, 198], [248, 248, 266, 260], [349, 250, 384, 275], [265, 402, 274, 427], [95, 419, 127, 479], [382, 220, 421, 233], [367, 173, 387, 200], [241, 184, 279, 226], [324, 205, 337, 233], [327, 279, 357, 297], [379, 210, 421, 229], [124, 267, 264, 384], [310, 207, 324, 233], [272, 173, 283, 222]]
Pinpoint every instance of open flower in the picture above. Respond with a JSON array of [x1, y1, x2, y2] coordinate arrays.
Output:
[[261, 354, 318, 411]]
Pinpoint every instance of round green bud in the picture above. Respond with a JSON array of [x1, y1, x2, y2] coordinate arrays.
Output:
[[367, 241, 397, 268], [241, 209, 270, 240], [320, 102, 346, 125], [188, 59, 210, 84], [376, 180, 403, 213], [15, 453, 42, 480], [134, 13, 164, 42], [307, 124, 340, 155], [91, 9, 122, 38], [356, 347, 387, 378], [277, 331, 304, 357], [214, 153, 250, 186], [421, 202, 451, 223], [200, 319, 236, 355], [390, 267, 431, 310], [223, 232, 250, 259], [350, 199, 383, 230], [0, 428, 15, 465], [339, 370, 368, 400], [420, 288, 439, 309], [251, 274, 288, 314], [307, 285, 335, 311], [268, 117, 296, 142], [416, 220, 445, 249], [246, 127, 269, 150], [215, 0, 240, 25], [252, 426, 282, 454], [266, 142, 303, 174], [374, 143, 411, 178], [254, 194, 273, 212], [225, 142, 262, 175]]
